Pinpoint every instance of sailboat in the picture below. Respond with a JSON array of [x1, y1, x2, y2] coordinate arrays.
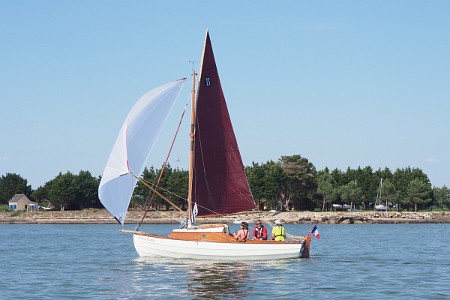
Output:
[[374, 178, 388, 211], [99, 31, 312, 260]]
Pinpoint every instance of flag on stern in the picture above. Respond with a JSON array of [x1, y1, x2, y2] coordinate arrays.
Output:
[[311, 225, 320, 239]]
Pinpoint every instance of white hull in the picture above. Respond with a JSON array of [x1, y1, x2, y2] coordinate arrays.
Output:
[[133, 232, 308, 261]]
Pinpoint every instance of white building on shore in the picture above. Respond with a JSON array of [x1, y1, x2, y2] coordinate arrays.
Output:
[[8, 194, 36, 211]]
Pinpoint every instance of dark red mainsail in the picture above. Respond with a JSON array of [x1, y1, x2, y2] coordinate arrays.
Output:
[[193, 32, 256, 216]]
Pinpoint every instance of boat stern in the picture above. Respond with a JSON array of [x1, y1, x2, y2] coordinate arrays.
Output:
[[299, 236, 311, 258]]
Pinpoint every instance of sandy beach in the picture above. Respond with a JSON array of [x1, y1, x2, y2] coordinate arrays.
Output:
[[1, 209, 449, 224]]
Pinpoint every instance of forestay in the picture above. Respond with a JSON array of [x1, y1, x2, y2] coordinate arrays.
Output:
[[98, 79, 186, 224]]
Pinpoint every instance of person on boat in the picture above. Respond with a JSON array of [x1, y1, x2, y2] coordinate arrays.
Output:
[[234, 222, 250, 241], [252, 220, 268, 240], [271, 219, 286, 241]]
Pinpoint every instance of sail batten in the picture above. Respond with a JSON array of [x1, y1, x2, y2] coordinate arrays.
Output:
[[99, 79, 186, 224], [193, 31, 256, 216]]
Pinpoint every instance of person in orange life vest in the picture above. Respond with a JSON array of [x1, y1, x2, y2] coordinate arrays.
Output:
[[234, 222, 250, 241], [252, 220, 268, 240]]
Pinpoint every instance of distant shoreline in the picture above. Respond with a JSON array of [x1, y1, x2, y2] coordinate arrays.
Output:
[[0, 209, 449, 225]]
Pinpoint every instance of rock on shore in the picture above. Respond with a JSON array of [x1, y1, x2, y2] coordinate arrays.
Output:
[[0, 209, 449, 224]]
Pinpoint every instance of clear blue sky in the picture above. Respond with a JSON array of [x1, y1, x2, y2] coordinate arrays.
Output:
[[1, 1, 449, 189]]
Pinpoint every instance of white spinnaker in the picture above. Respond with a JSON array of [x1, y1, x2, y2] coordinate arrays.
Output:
[[99, 79, 186, 224]]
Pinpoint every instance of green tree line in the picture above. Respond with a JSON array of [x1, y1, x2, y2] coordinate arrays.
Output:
[[0, 171, 102, 211], [1, 155, 449, 211]]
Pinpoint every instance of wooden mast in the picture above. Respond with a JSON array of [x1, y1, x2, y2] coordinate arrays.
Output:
[[187, 69, 196, 227]]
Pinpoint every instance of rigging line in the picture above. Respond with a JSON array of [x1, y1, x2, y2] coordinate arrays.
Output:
[[140, 178, 187, 203], [136, 104, 188, 231], [195, 117, 217, 210], [140, 94, 191, 210], [195, 110, 255, 212], [194, 205, 260, 218], [193, 202, 222, 216], [132, 173, 183, 212], [193, 200, 259, 218]]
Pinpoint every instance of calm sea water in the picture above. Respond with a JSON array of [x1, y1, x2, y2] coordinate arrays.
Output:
[[1, 223, 449, 299]]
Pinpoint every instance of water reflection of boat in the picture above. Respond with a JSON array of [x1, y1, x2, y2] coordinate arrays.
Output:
[[187, 263, 250, 299], [131, 257, 251, 298]]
